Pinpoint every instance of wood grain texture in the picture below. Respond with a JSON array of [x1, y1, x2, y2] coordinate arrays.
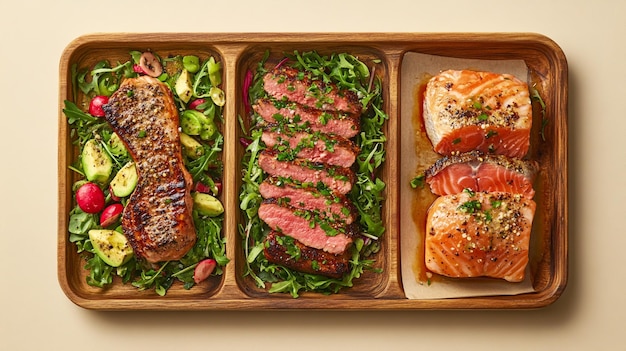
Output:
[[57, 32, 567, 310]]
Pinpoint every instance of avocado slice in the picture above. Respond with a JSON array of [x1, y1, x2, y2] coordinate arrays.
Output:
[[192, 192, 224, 217], [81, 139, 113, 184], [108, 132, 128, 157], [175, 69, 193, 103], [110, 162, 138, 198], [180, 133, 205, 159], [88, 229, 133, 267]]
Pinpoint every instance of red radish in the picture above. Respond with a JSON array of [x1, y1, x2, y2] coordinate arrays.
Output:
[[193, 258, 217, 284], [213, 181, 222, 197], [193, 182, 211, 193], [242, 70, 253, 115], [100, 203, 124, 227], [109, 185, 121, 202], [188, 99, 207, 111], [139, 51, 163, 78], [132, 64, 145, 74], [76, 182, 105, 214], [89, 96, 109, 117]]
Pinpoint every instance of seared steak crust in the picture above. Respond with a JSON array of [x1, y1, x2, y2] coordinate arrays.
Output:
[[263, 231, 351, 279], [103, 76, 196, 263]]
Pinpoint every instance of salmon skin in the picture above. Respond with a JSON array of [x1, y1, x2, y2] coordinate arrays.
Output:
[[425, 190, 535, 282], [103, 76, 196, 263], [423, 70, 532, 158], [425, 151, 538, 199]]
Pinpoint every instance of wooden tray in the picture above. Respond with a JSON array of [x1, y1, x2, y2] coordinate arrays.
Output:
[[58, 32, 568, 310]]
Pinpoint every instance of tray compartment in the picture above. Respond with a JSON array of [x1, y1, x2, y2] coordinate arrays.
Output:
[[232, 43, 399, 299], [58, 38, 229, 305]]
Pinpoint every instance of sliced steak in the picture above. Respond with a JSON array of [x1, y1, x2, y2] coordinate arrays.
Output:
[[259, 176, 357, 224], [263, 66, 362, 114], [258, 149, 354, 195], [102, 76, 196, 263], [261, 130, 358, 168], [253, 98, 360, 139], [258, 200, 356, 255], [263, 231, 351, 279]]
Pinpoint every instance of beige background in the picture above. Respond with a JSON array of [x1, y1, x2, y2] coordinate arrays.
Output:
[[1, 0, 623, 350]]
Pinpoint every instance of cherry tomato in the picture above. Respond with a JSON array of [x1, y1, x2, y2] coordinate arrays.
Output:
[[88, 96, 109, 117], [76, 182, 105, 214], [100, 203, 124, 227]]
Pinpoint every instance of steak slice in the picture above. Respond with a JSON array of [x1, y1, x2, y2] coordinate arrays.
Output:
[[259, 176, 356, 224], [261, 130, 359, 168], [103, 76, 196, 263], [258, 149, 354, 195], [258, 200, 356, 255], [263, 66, 362, 114], [263, 231, 351, 279], [253, 98, 360, 139]]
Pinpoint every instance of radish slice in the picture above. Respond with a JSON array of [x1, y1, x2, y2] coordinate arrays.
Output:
[[193, 258, 217, 284], [242, 70, 253, 115], [139, 52, 163, 78], [100, 203, 124, 227]]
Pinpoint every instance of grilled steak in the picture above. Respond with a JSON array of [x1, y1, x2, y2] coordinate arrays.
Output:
[[258, 149, 354, 195], [103, 76, 196, 263], [261, 130, 359, 168], [263, 231, 351, 279], [258, 200, 356, 255], [253, 98, 360, 139], [263, 66, 362, 114], [259, 176, 356, 224]]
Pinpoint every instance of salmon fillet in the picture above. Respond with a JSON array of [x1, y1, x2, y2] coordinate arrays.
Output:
[[425, 191, 535, 282], [103, 76, 196, 263], [423, 70, 532, 158], [425, 151, 538, 199]]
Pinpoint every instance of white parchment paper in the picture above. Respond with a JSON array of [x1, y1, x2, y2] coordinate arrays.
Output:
[[400, 52, 535, 299]]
